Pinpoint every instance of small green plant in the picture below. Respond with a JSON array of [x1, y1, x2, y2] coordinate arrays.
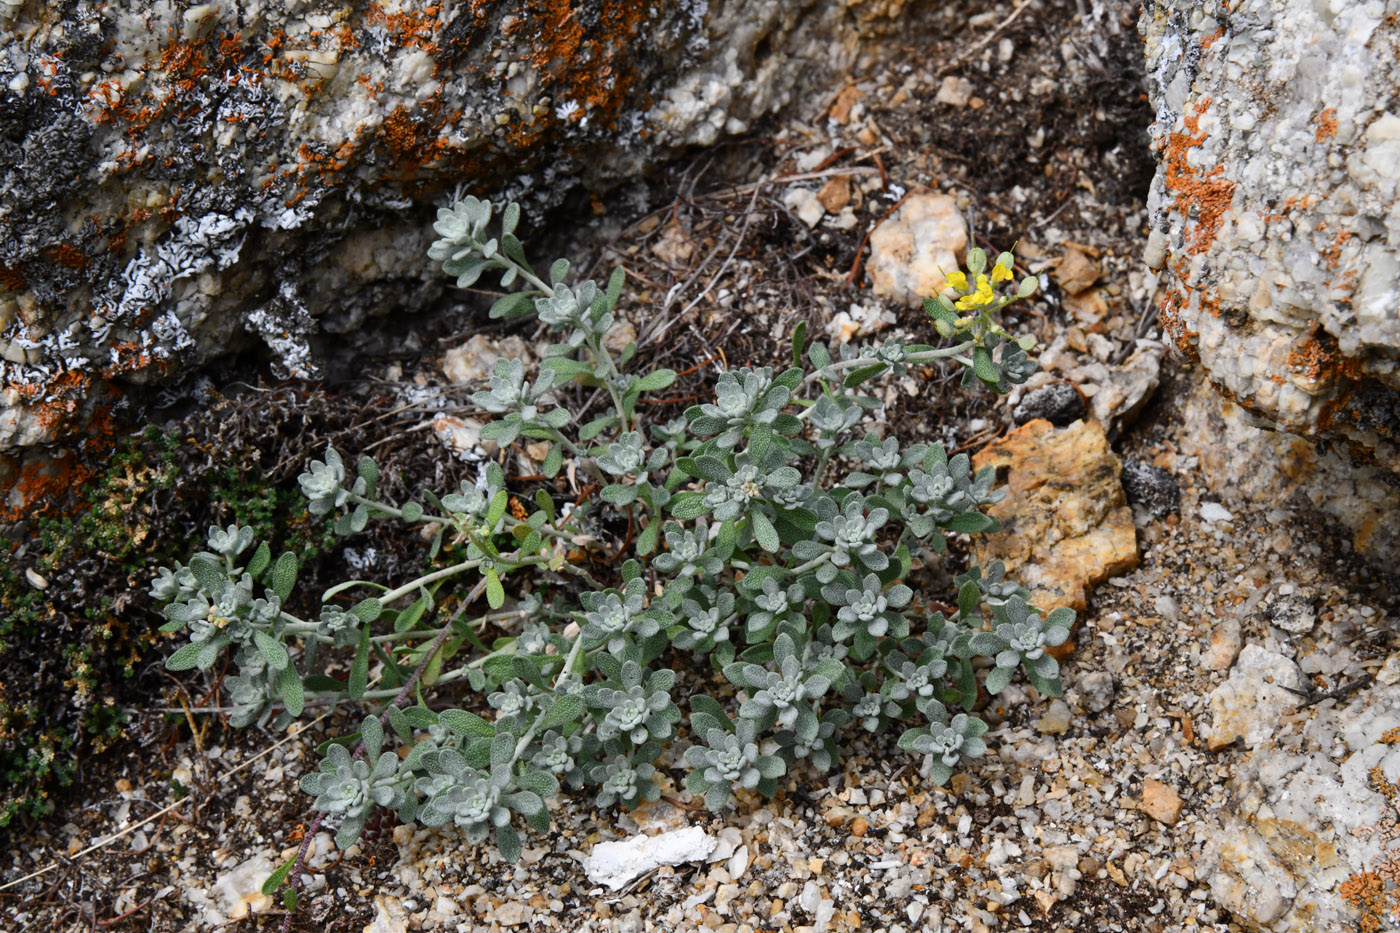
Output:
[[151, 196, 1067, 916]]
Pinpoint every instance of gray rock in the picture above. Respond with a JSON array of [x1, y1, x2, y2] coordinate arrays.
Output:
[[1011, 382, 1085, 427], [1140, 0, 1400, 473], [1266, 595, 1317, 635], [1120, 458, 1179, 519], [0, 0, 871, 464], [1077, 670, 1116, 714]]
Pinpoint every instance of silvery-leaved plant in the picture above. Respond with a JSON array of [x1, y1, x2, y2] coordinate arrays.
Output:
[[151, 197, 1075, 926]]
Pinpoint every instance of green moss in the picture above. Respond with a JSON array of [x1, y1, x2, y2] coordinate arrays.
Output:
[[0, 424, 328, 828]]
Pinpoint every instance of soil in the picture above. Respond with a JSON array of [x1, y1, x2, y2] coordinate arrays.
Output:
[[3, 2, 1396, 933]]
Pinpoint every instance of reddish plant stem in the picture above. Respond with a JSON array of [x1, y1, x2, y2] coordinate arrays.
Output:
[[277, 587, 480, 933]]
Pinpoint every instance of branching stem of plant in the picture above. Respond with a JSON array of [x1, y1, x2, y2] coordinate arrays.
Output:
[[277, 584, 484, 933], [800, 342, 975, 386]]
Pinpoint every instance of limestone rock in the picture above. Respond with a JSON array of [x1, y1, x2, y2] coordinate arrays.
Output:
[[1197, 683, 1400, 931], [866, 193, 969, 307], [972, 418, 1140, 612], [1206, 645, 1302, 751], [0, 0, 887, 471], [584, 826, 719, 892], [1176, 378, 1400, 563], [1140, 0, 1400, 472]]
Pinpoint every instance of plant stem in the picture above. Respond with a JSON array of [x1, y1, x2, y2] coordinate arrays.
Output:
[[348, 492, 453, 525], [799, 342, 975, 386], [379, 557, 481, 605], [512, 632, 585, 760], [789, 552, 831, 577]]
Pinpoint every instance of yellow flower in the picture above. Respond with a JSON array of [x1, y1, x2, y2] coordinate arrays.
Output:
[[945, 270, 968, 291], [991, 261, 1014, 284], [955, 274, 995, 311]]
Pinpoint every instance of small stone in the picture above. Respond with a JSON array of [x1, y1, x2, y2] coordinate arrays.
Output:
[[1121, 459, 1180, 519], [1203, 618, 1241, 672], [816, 175, 851, 213], [1267, 595, 1316, 634], [1037, 699, 1072, 734], [442, 335, 530, 386], [850, 817, 869, 837], [24, 567, 48, 590], [1154, 595, 1180, 623], [364, 895, 408, 933], [1139, 779, 1182, 824], [1377, 653, 1400, 686], [490, 901, 533, 926], [828, 85, 862, 124], [1087, 344, 1163, 430], [604, 318, 636, 354], [650, 221, 695, 266], [1055, 247, 1100, 296], [783, 187, 825, 228], [1062, 288, 1109, 325], [213, 856, 274, 922], [727, 844, 750, 881], [1078, 671, 1115, 713], [1012, 383, 1085, 427], [433, 415, 487, 460], [1200, 501, 1234, 523], [935, 75, 974, 107]]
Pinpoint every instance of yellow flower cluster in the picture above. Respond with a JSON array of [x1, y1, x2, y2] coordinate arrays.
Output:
[[954, 274, 996, 311], [947, 259, 1015, 311]]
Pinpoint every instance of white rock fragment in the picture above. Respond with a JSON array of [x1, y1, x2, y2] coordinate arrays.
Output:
[[364, 894, 408, 933], [584, 826, 718, 891], [432, 415, 487, 461], [1199, 501, 1234, 523], [727, 844, 750, 881], [825, 302, 894, 344], [211, 855, 274, 922], [1206, 645, 1302, 750], [866, 193, 969, 307], [783, 187, 825, 228], [441, 334, 530, 386], [935, 75, 974, 107], [1377, 653, 1400, 686]]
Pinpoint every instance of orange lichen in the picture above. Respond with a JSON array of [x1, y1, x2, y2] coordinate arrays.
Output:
[[1339, 751, 1400, 932], [0, 450, 93, 524], [1161, 98, 1235, 255], [366, 3, 443, 54], [48, 244, 90, 270], [0, 264, 25, 292], [1324, 229, 1353, 273], [1315, 107, 1338, 142]]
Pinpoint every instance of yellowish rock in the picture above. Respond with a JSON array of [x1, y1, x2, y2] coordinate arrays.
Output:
[[973, 419, 1140, 613], [1055, 247, 1100, 295], [1139, 778, 1183, 824]]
